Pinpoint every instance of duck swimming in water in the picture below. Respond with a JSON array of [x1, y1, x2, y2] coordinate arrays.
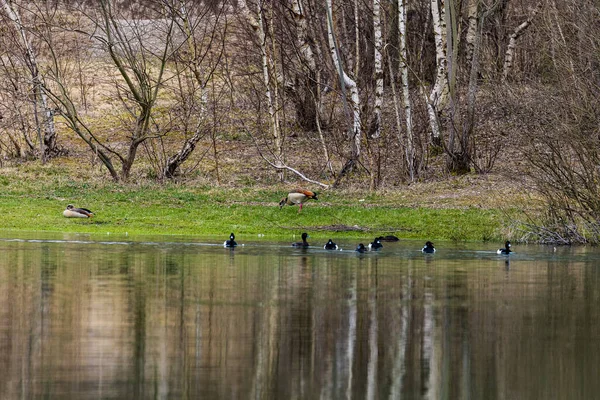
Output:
[[355, 243, 367, 253], [422, 241, 436, 254], [368, 237, 383, 250], [324, 239, 338, 250], [497, 240, 512, 255], [224, 233, 237, 248], [63, 204, 94, 218], [292, 232, 310, 248]]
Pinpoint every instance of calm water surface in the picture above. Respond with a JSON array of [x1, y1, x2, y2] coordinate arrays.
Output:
[[0, 232, 599, 399]]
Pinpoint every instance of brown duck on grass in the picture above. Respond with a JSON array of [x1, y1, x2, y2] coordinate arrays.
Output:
[[63, 204, 94, 218], [279, 190, 318, 213]]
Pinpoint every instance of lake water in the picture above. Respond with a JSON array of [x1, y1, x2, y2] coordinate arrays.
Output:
[[0, 232, 598, 400]]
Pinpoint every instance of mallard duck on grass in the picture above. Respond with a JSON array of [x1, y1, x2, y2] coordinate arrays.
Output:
[[63, 204, 94, 218]]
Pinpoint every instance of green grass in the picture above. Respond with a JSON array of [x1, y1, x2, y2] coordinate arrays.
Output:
[[0, 174, 509, 241]]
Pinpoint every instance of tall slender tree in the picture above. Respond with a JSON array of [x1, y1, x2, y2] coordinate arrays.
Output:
[[1, 0, 57, 162]]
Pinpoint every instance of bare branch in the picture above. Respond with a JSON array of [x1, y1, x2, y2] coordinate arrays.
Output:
[[239, 120, 330, 189]]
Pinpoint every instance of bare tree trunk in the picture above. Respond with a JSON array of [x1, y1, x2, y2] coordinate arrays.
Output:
[[467, 6, 490, 174], [502, 3, 542, 82], [52, 91, 119, 180], [427, 0, 449, 146], [326, 0, 362, 172], [291, 0, 316, 72], [290, 0, 332, 174], [239, 0, 284, 178], [354, 0, 360, 78], [465, 0, 479, 67], [40, 0, 175, 181], [388, 54, 405, 173], [289, 0, 332, 175], [1, 0, 57, 162], [445, 0, 459, 156], [290, 0, 320, 132], [266, 6, 284, 181], [164, 132, 205, 178], [163, 1, 226, 178], [370, 0, 383, 140], [399, 0, 415, 181], [97, 0, 174, 180]]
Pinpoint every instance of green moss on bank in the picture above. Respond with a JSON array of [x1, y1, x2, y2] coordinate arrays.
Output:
[[0, 175, 509, 241]]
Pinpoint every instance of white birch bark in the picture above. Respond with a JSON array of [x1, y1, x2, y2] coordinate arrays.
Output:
[[291, 0, 316, 71], [291, 0, 332, 174], [326, 0, 362, 159], [424, 292, 440, 400], [345, 277, 357, 400], [366, 272, 378, 400], [1, 0, 56, 161], [372, 0, 383, 139], [389, 271, 411, 398], [399, 0, 414, 180], [354, 0, 360, 78], [465, 0, 479, 66], [502, 3, 542, 82], [257, 4, 282, 165], [427, 0, 449, 142]]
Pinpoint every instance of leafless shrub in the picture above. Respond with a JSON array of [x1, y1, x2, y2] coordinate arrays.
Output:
[[522, 0, 600, 244]]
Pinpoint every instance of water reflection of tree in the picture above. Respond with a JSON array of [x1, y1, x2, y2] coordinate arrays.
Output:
[[1, 243, 600, 398]]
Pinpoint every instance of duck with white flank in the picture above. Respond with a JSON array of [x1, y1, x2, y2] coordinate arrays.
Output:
[[224, 233, 237, 248], [324, 239, 338, 250], [279, 189, 318, 213], [422, 241, 436, 254], [63, 204, 94, 218], [497, 241, 512, 255], [368, 237, 383, 250]]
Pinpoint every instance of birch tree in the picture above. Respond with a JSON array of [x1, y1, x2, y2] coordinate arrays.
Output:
[[399, 0, 414, 180], [465, 0, 479, 67], [290, 0, 333, 175], [426, 0, 448, 145], [370, 0, 383, 140], [0, 52, 38, 157], [289, 0, 319, 132], [238, 0, 284, 177], [326, 0, 362, 177], [502, 3, 542, 81], [444, 0, 465, 172], [1, 0, 57, 162]]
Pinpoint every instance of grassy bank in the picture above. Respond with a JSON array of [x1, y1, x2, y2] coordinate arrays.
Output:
[[0, 164, 524, 242]]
